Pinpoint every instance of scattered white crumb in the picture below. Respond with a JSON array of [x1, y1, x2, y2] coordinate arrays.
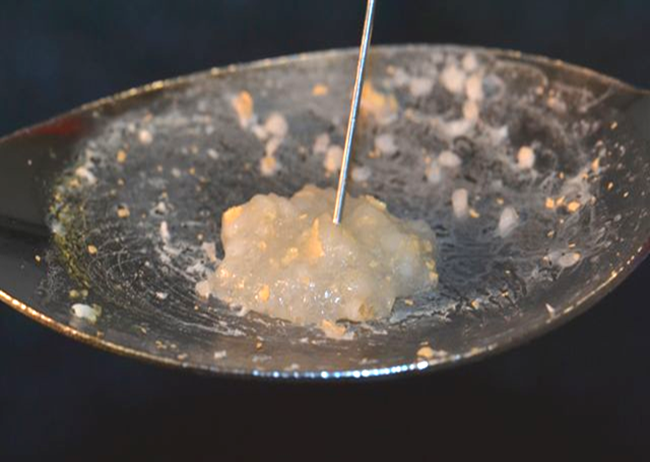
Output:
[[498, 206, 519, 237], [171, 167, 182, 178], [201, 242, 218, 262], [196, 280, 211, 299], [374, 133, 397, 156], [438, 150, 462, 168], [461, 53, 479, 72], [426, 161, 442, 184], [138, 129, 153, 145], [265, 137, 283, 157], [323, 145, 343, 173], [392, 67, 411, 86], [154, 201, 168, 215], [259, 155, 281, 177], [263, 112, 289, 138], [251, 124, 268, 140], [463, 100, 480, 120], [351, 165, 372, 182], [155, 292, 168, 300], [213, 350, 227, 360], [206, 148, 220, 160], [558, 252, 581, 267], [517, 146, 536, 169], [440, 64, 466, 94], [438, 118, 473, 139], [465, 74, 484, 101], [160, 221, 171, 243], [74, 166, 96, 185], [409, 77, 434, 97], [71, 303, 101, 323], [548, 250, 582, 268], [545, 303, 556, 315], [452, 188, 469, 218], [313, 133, 330, 155]]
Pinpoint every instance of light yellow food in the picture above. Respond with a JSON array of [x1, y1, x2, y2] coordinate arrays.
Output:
[[199, 185, 438, 325]]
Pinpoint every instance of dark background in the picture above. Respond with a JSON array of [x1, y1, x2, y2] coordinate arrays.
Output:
[[1, 1, 649, 460]]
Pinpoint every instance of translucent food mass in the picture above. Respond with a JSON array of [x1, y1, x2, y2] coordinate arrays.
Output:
[[198, 185, 438, 325]]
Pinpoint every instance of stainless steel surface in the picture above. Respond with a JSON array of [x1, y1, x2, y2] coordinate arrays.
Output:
[[0, 45, 648, 379], [333, 0, 376, 224]]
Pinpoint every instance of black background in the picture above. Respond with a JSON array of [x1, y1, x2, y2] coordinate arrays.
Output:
[[1, 1, 649, 460]]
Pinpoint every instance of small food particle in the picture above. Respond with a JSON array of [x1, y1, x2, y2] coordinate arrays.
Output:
[[257, 284, 271, 302], [440, 64, 466, 94], [265, 136, 283, 157], [160, 221, 171, 243], [461, 53, 479, 72], [75, 166, 97, 185], [71, 303, 101, 323], [607, 182, 614, 191], [465, 74, 484, 101], [231, 91, 254, 128], [545, 303, 556, 315], [199, 185, 437, 325], [263, 112, 289, 138], [409, 77, 434, 97], [351, 165, 372, 183], [374, 133, 398, 157], [517, 146, 535, 170], [196, 280, 211, 299], [566, 201, 581, 213], [259, 155, 281, 177], [155, 292, 168, 300], [138, 129, 153, 145], [201, 242, 218, 262], [548, 250, 582, 268], [34, 255, 41, 263], [438, 150, 462, 168], [207, 148, 220, 160], [463, 100, 480, 120], [452, 188, 469, 219], [469, 208, 480, 219], [312, 84, 329, 96], [360, 82, 398, 123], [323, 145, 343, 173], [87, 245, 98, 255], [116, 150, 128, 163], [591, 157, 600, 172], [320, 320, 349, 340], [312, 134, 331, 157], [117, 204, 130, 218], [214, 350, 227, 360], [417, 346, 435, 359], [545, 197, 555, 209], [498, 206, 519, 238]]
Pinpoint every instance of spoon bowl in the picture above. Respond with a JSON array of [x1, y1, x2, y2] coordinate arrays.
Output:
[[1, 45, 648, 379]]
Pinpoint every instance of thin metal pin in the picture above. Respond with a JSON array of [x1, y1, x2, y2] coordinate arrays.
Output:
[[332, 0, 376, 225]]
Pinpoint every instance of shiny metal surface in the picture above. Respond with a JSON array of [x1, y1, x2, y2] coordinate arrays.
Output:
[[333, 0, 376, 224], [0, 45, 648, 379]]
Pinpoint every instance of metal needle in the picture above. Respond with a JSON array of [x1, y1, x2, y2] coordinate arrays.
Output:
[[332, 0, 376, 225]]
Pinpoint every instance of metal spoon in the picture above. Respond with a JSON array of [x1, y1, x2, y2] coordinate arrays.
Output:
[[1, 45, 648, 379]]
